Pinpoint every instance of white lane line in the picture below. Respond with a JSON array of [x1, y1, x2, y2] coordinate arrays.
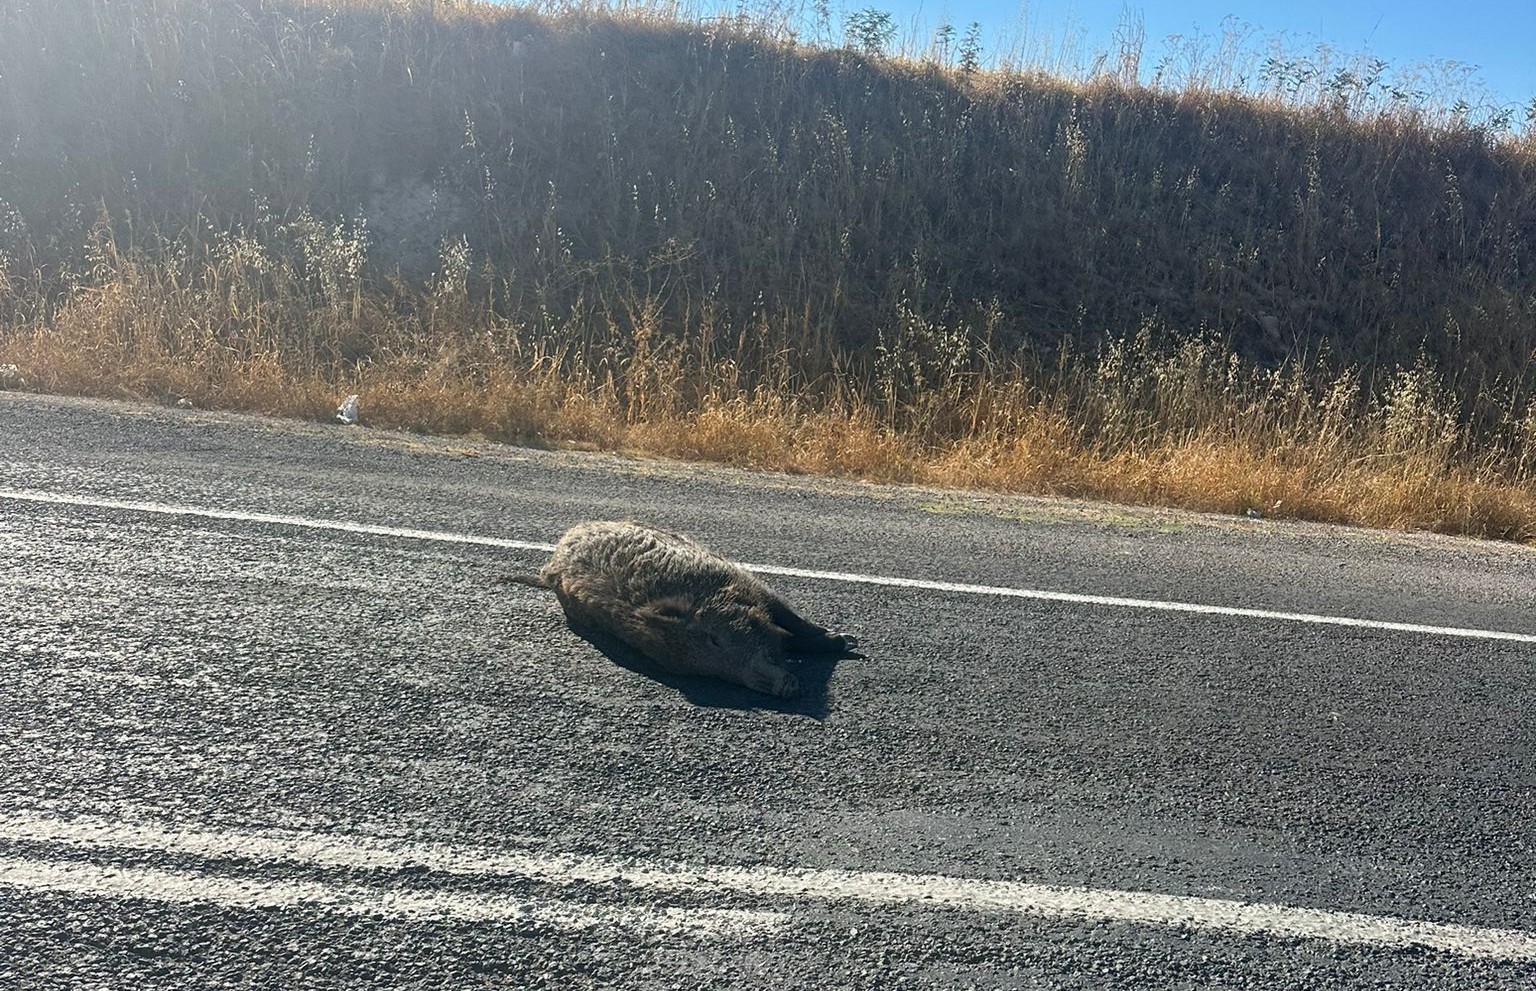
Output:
[[0, 488, 556, 553], [0, 855, 780, 936], [1, 812, 1532, 961], [3, 487, 1534, 644], [745, 563, 1536, 643]]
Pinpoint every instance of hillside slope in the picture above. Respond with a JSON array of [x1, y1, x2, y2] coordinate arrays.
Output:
[[3, 0, 1536, 540], [4, 0, 1534, 382]]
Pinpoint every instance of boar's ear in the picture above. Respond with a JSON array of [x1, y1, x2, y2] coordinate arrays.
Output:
[[640, 597, 692, 624]]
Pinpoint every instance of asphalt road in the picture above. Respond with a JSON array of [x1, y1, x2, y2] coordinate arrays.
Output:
[[1, 391, 1533, 989]]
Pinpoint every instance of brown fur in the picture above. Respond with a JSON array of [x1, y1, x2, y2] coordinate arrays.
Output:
[[524, 521, 855, 697]]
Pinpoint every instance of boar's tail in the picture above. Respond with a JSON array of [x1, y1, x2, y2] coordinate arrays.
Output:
[[498, 572, 551, 589]]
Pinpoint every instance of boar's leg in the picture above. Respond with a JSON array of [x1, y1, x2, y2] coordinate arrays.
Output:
[[767, 598, 858, 654]]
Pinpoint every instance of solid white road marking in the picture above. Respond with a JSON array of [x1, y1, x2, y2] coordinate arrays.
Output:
[[1, 812, 1532, 961], [0, 855, 781, 935], [0, 488, 558, 553], [745, 563, 1536, 643], [3, 487, 1534, 644]]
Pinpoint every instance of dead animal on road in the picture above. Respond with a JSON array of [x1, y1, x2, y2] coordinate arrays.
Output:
[[511, 521, 857, 697]]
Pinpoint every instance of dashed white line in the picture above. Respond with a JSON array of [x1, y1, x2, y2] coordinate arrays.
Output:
[[3, 487, 1534, 643], [0, 855, 781, 935], [1, 812, 1532, 961]]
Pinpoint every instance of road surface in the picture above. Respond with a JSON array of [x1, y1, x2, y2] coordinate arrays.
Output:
[[1, 392, 1533, 988]]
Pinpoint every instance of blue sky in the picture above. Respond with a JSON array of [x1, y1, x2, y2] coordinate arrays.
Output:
[[858, 0, 1534, 116], [903, 1, 1529, 109]]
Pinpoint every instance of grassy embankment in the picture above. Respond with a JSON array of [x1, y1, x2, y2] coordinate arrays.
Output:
[[2, 0, 1536, 538]]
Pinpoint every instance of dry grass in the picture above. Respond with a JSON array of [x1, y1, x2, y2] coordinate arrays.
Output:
[[2, 0, 1536, 542], [5, 230, 1536, 542]]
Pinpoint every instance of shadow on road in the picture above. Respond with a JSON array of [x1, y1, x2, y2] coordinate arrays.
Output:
[[564, 623, 857, 719]]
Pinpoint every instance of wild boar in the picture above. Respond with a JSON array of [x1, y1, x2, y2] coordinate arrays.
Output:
[[517, 521, 856, 697]]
